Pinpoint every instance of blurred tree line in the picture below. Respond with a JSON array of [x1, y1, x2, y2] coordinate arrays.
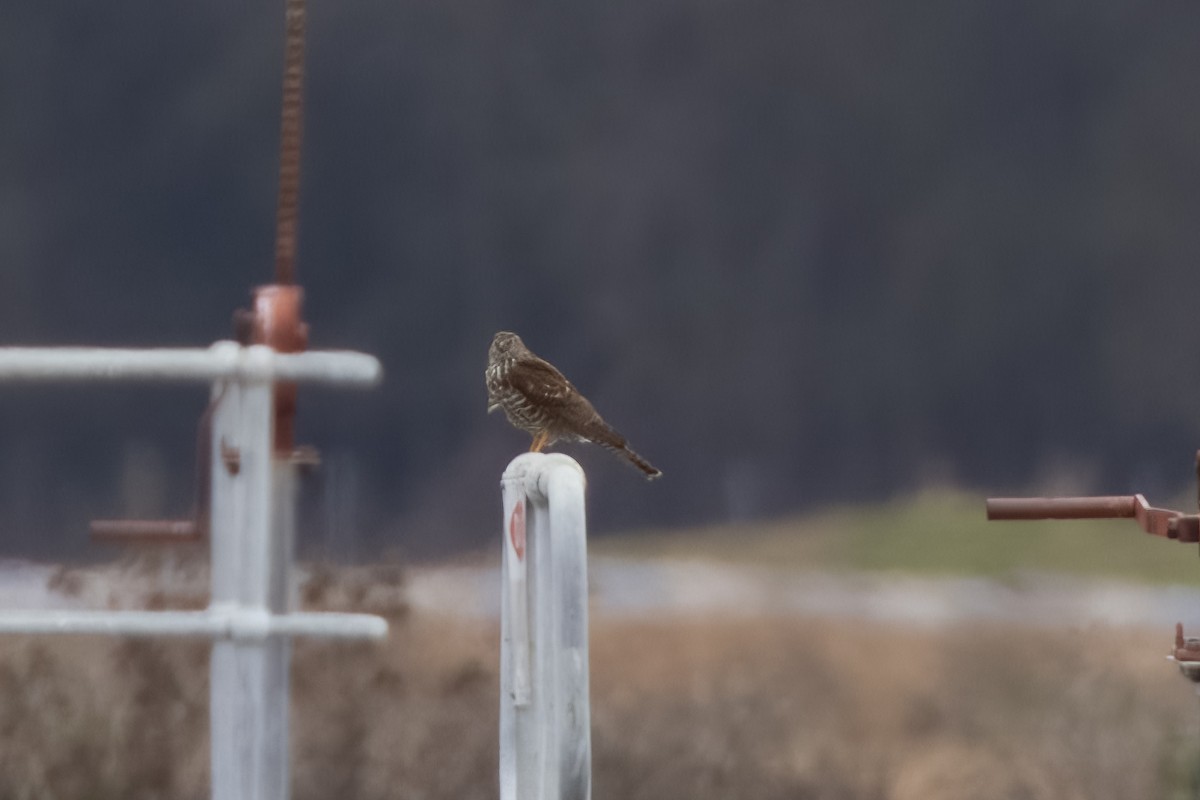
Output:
[[1, 0, 1199, 557]]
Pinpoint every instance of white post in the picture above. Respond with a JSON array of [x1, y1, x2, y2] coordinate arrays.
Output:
[[500, 453, 592, 800], [209, 364, 289, 800]]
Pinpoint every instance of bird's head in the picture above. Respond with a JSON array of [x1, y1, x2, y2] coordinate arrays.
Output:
[[489, 331, 527, 361]]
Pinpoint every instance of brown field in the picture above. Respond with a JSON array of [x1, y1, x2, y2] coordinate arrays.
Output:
[[1, 561, 1199, 799]]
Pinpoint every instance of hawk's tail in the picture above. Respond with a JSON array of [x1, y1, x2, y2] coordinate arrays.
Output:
[[618, 445, 662, 480], [588, 423, 662, 480]]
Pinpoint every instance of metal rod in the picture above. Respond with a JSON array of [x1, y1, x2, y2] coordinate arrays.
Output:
[[90, 519, 202, 542], [0, 343, 380, 386], [0, 609, 386, 639], [986, 496, 1139, 520], [273, 0, 307, 285]]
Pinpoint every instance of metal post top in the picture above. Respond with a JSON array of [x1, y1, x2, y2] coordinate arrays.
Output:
[[0, 341, 382, 387], [502, 452, 587, 502]]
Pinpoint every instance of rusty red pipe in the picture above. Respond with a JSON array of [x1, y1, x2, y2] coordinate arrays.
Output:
[[985, 495, 1140, 520]]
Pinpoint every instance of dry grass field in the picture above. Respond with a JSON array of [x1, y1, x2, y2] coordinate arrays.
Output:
[[0, 557, 1198, 799]]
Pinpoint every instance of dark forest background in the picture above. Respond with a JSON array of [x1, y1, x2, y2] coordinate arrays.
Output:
[[2, 0, 1199, 558]]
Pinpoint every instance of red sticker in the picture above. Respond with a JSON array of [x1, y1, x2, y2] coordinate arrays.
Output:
[[509, 500, 526, 561]]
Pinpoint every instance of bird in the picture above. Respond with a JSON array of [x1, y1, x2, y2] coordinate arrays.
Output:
[[486, 331, 662, 479]]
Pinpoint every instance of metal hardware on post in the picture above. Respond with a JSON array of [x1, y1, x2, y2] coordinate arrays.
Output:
[[88, 404, 214, 544], [0, 343, 385, 800], [1170, 623, 1200, 683], [987, 452, 1200, 707], [986, 494, 1200, 543], [239, 284, 309, 454], [500, 452, 592, 800], [213, 279, 308, 799]]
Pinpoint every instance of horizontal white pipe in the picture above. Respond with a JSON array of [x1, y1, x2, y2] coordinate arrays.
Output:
[[0, 609, 388, 640], [0, 342, 381, 386]]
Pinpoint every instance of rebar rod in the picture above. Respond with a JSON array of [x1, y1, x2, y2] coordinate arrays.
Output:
[[273, 0, 306, 285]]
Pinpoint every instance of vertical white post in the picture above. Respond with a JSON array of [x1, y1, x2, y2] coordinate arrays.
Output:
[[499, 453, 592, 800], [209, 360, 290, 800], [500, 470, 531, 800], [545, 465, 590, 800]]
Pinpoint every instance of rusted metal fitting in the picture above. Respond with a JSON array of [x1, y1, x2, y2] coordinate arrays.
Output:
[[89, 397, 214, 544], [288, 444, 320, 467], [986, 495, 1200, 543], [1172, 623, 1200, 682], [234, 284, 310, 455], [986, 496, 1139, 520], [221, 439, 242, 475], [249, 285, 309, 354]]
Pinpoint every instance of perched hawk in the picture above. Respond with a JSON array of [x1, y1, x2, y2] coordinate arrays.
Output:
[[486, 331, 662, 479]]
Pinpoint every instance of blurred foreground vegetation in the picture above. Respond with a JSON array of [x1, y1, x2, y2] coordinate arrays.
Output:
[[0, 594, 1196, 799]]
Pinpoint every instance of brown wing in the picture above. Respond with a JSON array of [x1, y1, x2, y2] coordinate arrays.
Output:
[[507, 357, 589, 410]]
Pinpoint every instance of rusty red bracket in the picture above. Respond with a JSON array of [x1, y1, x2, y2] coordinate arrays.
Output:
[[987, 455, 1200, 683], [238, 284, 309, 455], [985, 494, 1200, 543], [1174, 623, 1200, 660], [1172, 623, 1200, 682]]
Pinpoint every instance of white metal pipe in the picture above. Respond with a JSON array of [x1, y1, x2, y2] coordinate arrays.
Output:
[[545, 463, 590, 800], [500, 453, 592, 800], [211, 377, 287, 800], [208, 380, 240, 614], [0, 342, 381, 386], [0, 610, 387, 639], [499, 481, 522, 800], [266, 612, 387, 639]]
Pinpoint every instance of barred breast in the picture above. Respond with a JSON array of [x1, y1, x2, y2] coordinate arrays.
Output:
[[486, 358, 552, 436]]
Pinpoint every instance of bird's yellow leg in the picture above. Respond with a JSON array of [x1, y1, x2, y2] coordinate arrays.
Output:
[[530, 430, 549, 453]]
